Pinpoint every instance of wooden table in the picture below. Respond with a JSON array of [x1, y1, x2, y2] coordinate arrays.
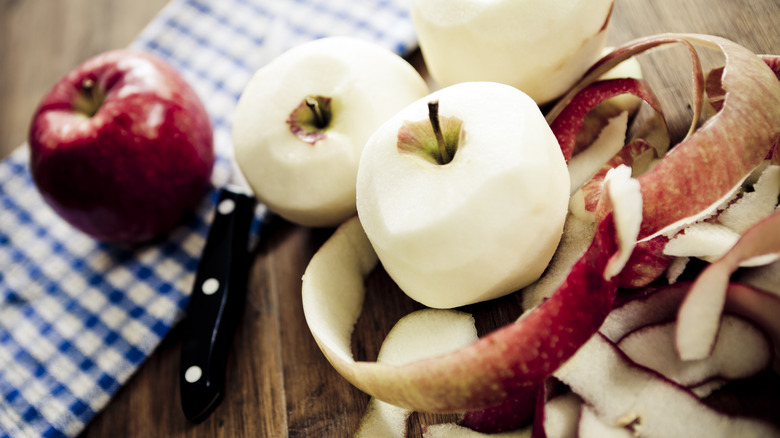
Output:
[[2, 0, 779, 436]]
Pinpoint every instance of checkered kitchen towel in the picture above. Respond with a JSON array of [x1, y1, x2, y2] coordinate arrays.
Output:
[[0, 0, 416, 436]]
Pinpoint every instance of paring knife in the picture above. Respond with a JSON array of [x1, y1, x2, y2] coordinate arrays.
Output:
[[179, 183, 260, 423]]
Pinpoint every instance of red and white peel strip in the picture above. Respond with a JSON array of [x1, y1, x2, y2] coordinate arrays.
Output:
[[302, 165, 641, 414], [301, 33, 780, 435], [551, 34, 780, 240]]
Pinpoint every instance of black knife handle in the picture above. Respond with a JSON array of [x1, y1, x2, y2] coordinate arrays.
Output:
[[179, 187, 256, 423]]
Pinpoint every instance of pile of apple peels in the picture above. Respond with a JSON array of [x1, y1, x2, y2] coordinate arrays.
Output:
[[302, 33, 780, 436]]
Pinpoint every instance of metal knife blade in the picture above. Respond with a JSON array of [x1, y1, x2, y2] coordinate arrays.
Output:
[[179, 182, 259, 423]]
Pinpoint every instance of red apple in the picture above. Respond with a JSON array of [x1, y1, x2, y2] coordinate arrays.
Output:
[[28, 49, 214, 244]]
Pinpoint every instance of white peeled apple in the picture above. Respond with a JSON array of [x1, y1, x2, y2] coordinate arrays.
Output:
[[356, 82, 570, 309], [409, 0, 614, 104], [232, 36, 429, 227]]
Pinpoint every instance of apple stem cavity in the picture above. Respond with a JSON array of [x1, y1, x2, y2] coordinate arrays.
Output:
[[287, 94, 333, 145], [74, 77, 105, 118], [397, 100, 463, 165], [306, 96, 329, 128]]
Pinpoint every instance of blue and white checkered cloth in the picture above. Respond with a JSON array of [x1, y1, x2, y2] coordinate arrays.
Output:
[[0, 1, 416, 436]]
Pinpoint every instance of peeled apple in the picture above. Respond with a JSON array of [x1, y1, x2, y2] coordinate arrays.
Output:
[[409, 0, 614, 104], [356, 82, 570, 309]]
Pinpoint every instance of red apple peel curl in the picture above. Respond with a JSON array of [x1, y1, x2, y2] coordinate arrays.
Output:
[[301, 33, 780, 433], [301, 168, 641, 413], [550, 34, 780, 294], [550, 34, 780, 241]]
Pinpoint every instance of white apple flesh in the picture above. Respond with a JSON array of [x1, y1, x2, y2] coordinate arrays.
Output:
[[409, 0, 614, 104], [356, 81, 570, 309], [28, 49, 214, 244], [232, 37, 429, 227]]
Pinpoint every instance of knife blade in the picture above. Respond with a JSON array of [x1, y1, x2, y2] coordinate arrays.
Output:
[[179, 182, 260, 423]]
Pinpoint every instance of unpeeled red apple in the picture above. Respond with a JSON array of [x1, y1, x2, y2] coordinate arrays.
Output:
[[232, 37, 429, 227], [356, 81, 570, 309], [410, 0, 614, 104], [28, 49, 214, 244]]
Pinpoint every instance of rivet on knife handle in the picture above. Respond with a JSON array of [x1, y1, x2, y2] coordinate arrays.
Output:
[[179, 188, 256, 423]]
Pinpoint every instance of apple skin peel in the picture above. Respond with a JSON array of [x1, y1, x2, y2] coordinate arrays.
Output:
[[356, 82, 570, 309]]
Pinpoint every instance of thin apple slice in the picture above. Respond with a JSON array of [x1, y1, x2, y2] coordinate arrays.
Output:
[[617, 315, 772, 393], [676, 211, 780, 360], [302, 164, 641, 413], [554, 333, 778, 437], [355, 309, 479, 437]]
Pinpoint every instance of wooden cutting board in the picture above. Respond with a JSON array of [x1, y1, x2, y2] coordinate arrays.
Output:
[[74, 0, 780, 436]]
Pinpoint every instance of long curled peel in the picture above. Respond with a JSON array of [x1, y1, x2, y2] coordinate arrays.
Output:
[[302, 170, 641, 413]]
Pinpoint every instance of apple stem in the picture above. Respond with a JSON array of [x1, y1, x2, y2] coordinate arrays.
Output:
[[75, 78, 103, 117], [428, 100, 452, 165], [306, 96, 328, 128]]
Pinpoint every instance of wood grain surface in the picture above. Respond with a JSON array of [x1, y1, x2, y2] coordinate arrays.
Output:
[[0, 0, 169, 159], [2, 0, 779, 437]]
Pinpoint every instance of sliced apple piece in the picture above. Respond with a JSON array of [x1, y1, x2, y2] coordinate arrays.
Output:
[[357, 82, 570, 309]]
